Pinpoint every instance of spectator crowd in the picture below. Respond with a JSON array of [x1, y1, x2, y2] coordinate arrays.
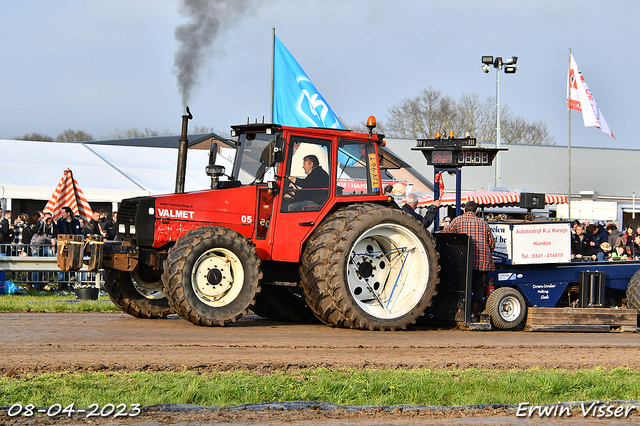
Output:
[[571, 220, 640, 261], [0, 208, 117, 289]]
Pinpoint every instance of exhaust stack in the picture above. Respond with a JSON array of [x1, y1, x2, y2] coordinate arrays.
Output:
[[175, 106, 193, 194]]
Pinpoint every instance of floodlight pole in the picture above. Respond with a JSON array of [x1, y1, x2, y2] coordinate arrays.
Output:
[[495, 63, 501, 188], [482, 56, 517, 188]]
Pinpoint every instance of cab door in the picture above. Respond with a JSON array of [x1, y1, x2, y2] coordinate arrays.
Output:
[[269, 135, 333, 262]]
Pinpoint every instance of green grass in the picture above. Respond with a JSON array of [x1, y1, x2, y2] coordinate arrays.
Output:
[[0, 291, 119, 313], [1, 368, 639, 408]]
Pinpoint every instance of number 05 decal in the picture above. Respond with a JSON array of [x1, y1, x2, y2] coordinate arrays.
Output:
[[241, 215, 253, 224]]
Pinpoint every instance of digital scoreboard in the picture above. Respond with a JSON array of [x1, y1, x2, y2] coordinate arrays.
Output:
[[413, 136, 503, 167]]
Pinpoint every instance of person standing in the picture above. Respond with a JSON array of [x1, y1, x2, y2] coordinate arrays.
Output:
[[99, 209, 115, 240], [443, 201, 495, 322], [606, 223, 623, 248], [571, 224, 593, 260], [587, 223, 608, 261], [1, 210, 12, 254], [54, 207, 82, 289], [83, 211, 102, 237], [11, 213, 28, 255], [401, 194, 442, 230], [55, 207, 83, 236]]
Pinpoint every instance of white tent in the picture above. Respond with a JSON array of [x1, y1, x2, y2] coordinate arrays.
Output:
[[0, 139, 234, 210]]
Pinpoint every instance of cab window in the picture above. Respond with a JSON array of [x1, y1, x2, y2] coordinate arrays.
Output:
[[281, 136, 332, 212], [336, 140, 381, 196]]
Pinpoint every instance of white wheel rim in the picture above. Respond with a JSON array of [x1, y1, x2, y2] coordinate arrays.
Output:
[[191, 247, 244, 307], [498, 295, 522, 322], [347, 223, 429, 320], [131, 268, 165, 300]]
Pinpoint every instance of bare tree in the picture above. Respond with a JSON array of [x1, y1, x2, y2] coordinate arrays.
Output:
[[13, 132, 54, 142], [502, 117, 555, 145], [55, 129, 94, 142], [106, 127, 172, 139], [385, 87, 554, 145]]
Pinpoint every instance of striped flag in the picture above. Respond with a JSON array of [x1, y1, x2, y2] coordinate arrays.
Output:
[[44, 169, 93, 222]]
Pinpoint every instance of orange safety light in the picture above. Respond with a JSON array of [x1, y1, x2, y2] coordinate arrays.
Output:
[[449, 131, 455, 138], [435, 131, 441, 138], [366, 116, 377, 134]]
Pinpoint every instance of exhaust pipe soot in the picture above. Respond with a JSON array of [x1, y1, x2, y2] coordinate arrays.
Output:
[[175, 106, 193, 194]]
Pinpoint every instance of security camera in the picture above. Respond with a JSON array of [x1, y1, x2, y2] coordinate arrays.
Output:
[[482, 64, 490, 73]]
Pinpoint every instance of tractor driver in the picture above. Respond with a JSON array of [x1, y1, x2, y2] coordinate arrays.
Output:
[[284, 154, 330, 211]]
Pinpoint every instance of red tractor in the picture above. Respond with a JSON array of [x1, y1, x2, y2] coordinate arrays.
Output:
[[59, 112, 439, 330]]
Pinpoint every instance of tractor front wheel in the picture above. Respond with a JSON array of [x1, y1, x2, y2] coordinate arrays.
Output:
[[163, 226, 262, 326]]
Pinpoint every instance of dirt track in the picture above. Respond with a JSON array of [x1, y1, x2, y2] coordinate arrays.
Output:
[[2, 312, 640, 425], [2, 312, 640, 374]]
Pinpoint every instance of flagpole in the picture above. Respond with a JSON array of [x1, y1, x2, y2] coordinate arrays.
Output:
[[567, 48, 572, 220], [270, 28, 275, 124]]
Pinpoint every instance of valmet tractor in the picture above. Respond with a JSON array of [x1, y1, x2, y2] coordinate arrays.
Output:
[[59, 111, 439, 330]]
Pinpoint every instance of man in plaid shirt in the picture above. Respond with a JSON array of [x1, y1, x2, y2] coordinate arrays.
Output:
[[444, 201, 495, 321]]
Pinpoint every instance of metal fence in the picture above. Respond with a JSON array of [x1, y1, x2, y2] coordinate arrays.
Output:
[[0, 243, 103, 289]]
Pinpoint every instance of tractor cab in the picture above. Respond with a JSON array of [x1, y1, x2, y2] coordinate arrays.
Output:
[[225, 121, 391, 262], [228, 122, 388, 208]]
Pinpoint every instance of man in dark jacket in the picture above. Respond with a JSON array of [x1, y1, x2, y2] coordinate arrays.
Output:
[[401, 194, 441, 229], [285, 155, 330, 211], [99, 209, 115, 240], [55, 207, 82, 236], [571, 224, 593, 260], [587, 223, 608, 261], [83, 211, 103, 238], [1, 210, 12, 254]]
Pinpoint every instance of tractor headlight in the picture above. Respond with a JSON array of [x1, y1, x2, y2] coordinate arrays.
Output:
[[118, 224, 126, 234]]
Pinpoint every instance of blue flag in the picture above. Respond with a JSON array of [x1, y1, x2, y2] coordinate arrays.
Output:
[[273, 35, 343, 129]]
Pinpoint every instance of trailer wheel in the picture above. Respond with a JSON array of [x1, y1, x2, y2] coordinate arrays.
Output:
[[163, 226, 262, 326], [104, 268, 174, 319], [250, 285, 319, 323], [626, 270, 640, 323], [486, 287, 527, 330], [300, 203, 439, 331]]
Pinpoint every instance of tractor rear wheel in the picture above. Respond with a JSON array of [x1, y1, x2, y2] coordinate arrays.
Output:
[[486, 287, 527, 330], [162, 226, 262, 326], [250, 285, 318, 323], [626, 270, 640, 324], [104, 267, 173, 319], [300, 203, 439, 331]]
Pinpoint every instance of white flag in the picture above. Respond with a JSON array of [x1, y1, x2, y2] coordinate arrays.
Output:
[[568, 54, 614, 139]]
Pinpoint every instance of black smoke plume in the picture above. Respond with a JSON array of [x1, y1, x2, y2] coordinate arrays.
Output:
[[174, 0, 256, 107]]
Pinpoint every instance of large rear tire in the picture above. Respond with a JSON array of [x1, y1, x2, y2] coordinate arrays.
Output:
[[250, 285, 319, 323], [104, 268, 173, 319], [300, 203, 439, 331], [162, 226, 262, 326], [486, 287, 527, 330]]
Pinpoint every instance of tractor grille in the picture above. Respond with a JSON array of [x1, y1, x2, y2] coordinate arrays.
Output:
[[118, 199, 138, 227], [116, 197, 156, 246]]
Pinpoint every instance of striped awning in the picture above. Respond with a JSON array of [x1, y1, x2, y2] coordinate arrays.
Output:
[[44, 169, 93, 222], [417, 191, 568, 208]]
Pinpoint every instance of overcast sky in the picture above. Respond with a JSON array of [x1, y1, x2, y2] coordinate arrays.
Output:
[[1, 0, 637, 151]]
